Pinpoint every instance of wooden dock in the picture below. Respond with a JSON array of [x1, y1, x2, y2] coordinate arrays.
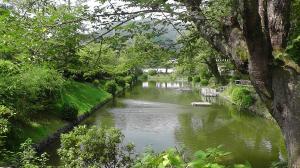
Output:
[[176, 88, 192, 92]]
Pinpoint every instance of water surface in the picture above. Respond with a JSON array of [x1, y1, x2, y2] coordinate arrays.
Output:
[[50, 81, 286, 167]]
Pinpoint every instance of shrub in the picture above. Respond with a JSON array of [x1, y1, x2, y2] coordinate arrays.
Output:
[[140, 74, 148, 81], [193, 76, 201, 83], [231, 87, 254, 108], [0, 105, 15, 146], [124, 76, 133, 87], [0, 65, 65, 116], [148, 70, 157, 76], [134, 146, 251, 168], [199, 67, 212, 80], [0, 60, 19, 76], [61, 103, 78, 121], [187, 76, 193, 82], [92, 79, 100, 86], [286, 35, 300, 65], [200, 79, 209, 86], [17, 139, 48, 168], [105, 80, 118, 97], [115, 77, 126, 89], [58, 126, 135, 168]]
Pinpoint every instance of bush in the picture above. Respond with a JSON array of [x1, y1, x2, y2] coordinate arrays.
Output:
[[124, 76, 133, 87], [0, 65, 65, 116], [199, 67, 212, 80], [61, 103, 78, 121], [231, 87, 254, 108], [140, 74, 148, 81], [134, 146, 251, 168], [200, 79, 209, 86], [58, 126, 135, 168], [0, 105, 14, 145], [187, 76, 193, 82], [115, 77, 126, 89], [0, 60, 19, 76], [148, 70, 157, 76], [92, 79, 100, 86], [193, 76, 201, 83], [105, 80, 118, 97], [17, 139, 48, 168]]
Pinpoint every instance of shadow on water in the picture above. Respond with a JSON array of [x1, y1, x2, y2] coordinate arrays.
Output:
[[46, 81, 286, 168]]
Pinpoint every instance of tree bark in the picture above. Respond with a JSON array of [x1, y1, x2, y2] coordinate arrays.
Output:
[[272, 67, 300, 168], [204, 57, 226, 85], [240, 1, 300, 167], [183, 0, 300, 167]]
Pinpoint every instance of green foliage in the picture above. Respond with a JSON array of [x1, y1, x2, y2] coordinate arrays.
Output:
[[201, 79, 209, 86], [57, 125, 251, 168], [134, 146, 251, 168], [193, 76, 201, 83], [124, 76, 134, 86], [270, 161, 288, 168], [17, 139, 48, 168], [92, 79, 100, 86], [227, 86, 254, 109], [236, 46, 250, 61], [200, 66, 212, 81], [0, 60, 19, 76], [0, 105, 15, 165], [60, 103, 78, 122], [0, 105, 15, 136], [78, 42, 118, 79], [188, 76, 193, 82], [290, 0, 300, 41], [105, 80, 118, 96], [134, 148, 185, 168], [148, 70, 157, 76], [0, 65, 65, 116], [140, 74, 148, 81], [58, 125, 135, 168], [116, 77, 126, 89], [286, 35, 300, 65]]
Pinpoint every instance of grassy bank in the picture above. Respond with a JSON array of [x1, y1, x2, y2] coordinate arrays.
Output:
[[57, 81, 112, 115], [11, 81, 112, 145]]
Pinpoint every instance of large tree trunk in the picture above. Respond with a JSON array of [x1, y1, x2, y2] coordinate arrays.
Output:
[[240, 1, 300, 167], [272, 68, 300, 168], [204, 57, 226, 85], [183, 0, 300, 167]]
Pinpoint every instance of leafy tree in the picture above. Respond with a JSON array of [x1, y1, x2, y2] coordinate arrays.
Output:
[[60, 103, 78, 122], [0, 63, 65, 117], [17, 139, 48, 168], [58, 125, 135, 168], [0, 105, 15, 165], [78, 42, 118, 80], [115, 77, 126, 89], [105, 80, 118, 97]]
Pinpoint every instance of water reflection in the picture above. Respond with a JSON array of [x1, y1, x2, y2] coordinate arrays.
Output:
[[175, 105, 286, 167], [142, 81, 187, 89]]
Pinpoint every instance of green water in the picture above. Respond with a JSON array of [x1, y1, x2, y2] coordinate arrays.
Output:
[[48, 81, 286, 167]]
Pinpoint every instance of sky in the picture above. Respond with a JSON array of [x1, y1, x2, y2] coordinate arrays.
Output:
[[0, 0, 184, 43]]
